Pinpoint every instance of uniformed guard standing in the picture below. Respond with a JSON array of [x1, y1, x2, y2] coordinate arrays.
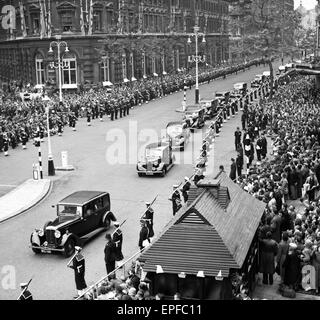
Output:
[[119, 104, 123, 118], [169, 185, 182, 216], [18, 282, 33, 300], [21, 130, 28, 149], [67, 246, 87, 298], [3, 134, 9, 156], [110, 106, 115, 121], [115, 105, 119, 120], [138, 220, 150, 250], [39, 126, 44, 142], [87, 108, 92, 126], [57, 121, 63, 136], [142, 202, 154, 240], [126, 101, 130, 116], [104, 234, 116, 280], [112, 222, 124, 266], [99, 105, 104, 122]]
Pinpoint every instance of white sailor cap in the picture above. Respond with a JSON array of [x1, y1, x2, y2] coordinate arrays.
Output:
[[114, 221, 120, 227], [184, 177, 190, 181], [145, 202, 151, 206], [20, 283, 28, 288], [75, 246, 82, 252], [173, 184, 179, 189]]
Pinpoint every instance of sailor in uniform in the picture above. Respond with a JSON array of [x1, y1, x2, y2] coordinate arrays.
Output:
[[18, 283, 33, 300], [112, 222, 124, 267], [68, 246, 87, 298], [142, 202, 154, 241], [169, 185, 182, 216]]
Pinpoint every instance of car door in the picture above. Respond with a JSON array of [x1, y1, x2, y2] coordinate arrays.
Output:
[[82, 200, 101, 234]]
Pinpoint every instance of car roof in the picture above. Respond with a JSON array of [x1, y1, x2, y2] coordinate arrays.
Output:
[[59, 191, 108, 206], [234, 82, 246, 85], [215, 91, 230, 95], [167, 121, 183, 127]]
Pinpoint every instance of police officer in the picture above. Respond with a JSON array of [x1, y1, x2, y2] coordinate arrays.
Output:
[[169, 185, 182, 216], [18, 283, 33, 300], [112, 222, 124, 266], [68, 246, 87, 298]]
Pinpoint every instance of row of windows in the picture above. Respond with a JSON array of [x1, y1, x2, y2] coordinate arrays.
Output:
[[9, 1, 228, 37]]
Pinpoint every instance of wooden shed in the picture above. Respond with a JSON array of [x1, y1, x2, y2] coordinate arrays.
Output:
[[138, 172, 266, 299]]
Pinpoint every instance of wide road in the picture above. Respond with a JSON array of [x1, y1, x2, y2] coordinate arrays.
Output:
[[0, 62, 281, 300]]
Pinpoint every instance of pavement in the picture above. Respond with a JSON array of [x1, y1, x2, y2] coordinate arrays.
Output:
[[0, 61, 289, 300], [0, 179, 51, 223]]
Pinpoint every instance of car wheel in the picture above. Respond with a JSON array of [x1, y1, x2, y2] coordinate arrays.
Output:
[[161, 168, 167, 177], [138, 173, 143, 177], [63, 238, 76, 258], [31, 244, 41, 254]]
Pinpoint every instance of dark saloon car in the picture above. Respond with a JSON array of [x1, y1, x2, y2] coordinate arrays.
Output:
[[30, 191, 116, 257]]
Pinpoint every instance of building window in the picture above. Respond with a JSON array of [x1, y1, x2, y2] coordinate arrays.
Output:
[[60, 11, 74, 32], [93, 11, 102, 32], [30, 13, 40, 34], [62, 54, 77, 88], [35, 55, 45, 85]]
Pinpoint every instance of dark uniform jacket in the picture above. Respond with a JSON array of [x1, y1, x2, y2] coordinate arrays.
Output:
[[112, 229, 124, 261]]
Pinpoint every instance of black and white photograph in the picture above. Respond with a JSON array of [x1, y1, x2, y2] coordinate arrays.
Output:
[[0, 0, 320, 308]]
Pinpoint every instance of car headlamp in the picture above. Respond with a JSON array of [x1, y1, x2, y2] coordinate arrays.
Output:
[[38, 228, 44, 237], [54, 230, 61, 238]]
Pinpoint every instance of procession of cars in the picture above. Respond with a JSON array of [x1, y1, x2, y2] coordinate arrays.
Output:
[[30, 68, 274, 257]]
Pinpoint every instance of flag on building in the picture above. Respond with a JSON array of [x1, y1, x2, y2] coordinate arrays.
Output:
[[80, 0, 86, 35], [19, 1, 27, 38], [39, 0, 46, 39], [87, 0, 94, 36], [47, 0, 52, 38]]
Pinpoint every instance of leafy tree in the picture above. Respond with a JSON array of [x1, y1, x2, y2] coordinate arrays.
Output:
[[240, 0, 301, 96]]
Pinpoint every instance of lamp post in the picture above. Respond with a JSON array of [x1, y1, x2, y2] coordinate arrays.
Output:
[[42, 95, 55, 176], [48, 35, 70, 103], [187, 25, 206, 104]]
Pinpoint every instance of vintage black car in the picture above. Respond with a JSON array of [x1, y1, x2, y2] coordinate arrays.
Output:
[[183, 105, 205, 131], [200, 98, 220, 120], [30, 191, 116, 257], [214, 91, 230, 105]]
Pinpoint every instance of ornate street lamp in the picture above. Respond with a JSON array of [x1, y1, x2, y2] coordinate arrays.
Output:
[[48, 35, 70, 102], [187, 25, 206, 104]]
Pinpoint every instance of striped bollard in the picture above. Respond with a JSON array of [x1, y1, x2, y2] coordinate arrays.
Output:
[[35, 138, 43, 179]]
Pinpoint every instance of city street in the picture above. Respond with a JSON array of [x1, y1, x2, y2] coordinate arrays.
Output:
[[0, 62, 280, 300]]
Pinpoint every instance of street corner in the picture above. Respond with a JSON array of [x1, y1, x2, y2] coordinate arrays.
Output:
[[0, 178, 52, 223]]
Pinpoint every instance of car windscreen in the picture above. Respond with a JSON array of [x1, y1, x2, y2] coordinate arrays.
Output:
[[58, 205, 82, 216], [167, 125, 183, 137], [145, 148, 162, 161]]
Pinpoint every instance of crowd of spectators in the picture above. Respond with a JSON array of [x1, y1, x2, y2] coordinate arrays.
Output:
[[233, 76, 320, 294]]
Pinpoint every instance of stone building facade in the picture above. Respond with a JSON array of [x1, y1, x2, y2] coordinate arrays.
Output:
[[0, 0, 230, 88]]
